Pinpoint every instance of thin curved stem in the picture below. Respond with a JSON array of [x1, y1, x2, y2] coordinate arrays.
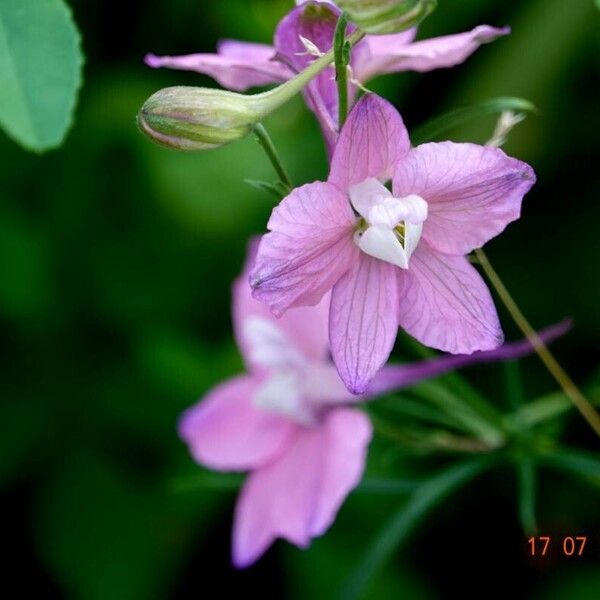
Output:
[[253, 123, 292, 191], [475, 248, 600, 437]]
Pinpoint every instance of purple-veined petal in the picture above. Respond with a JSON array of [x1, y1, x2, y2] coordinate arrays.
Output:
[[330, 254, 399, 394], [178, 375, 295, 471], [250, 182, 358, 316], [302, 362, 357, 407], [397, 243, 503, 354], [275, 1, 345, 152], [234, 239, 331, 369], [144, 39, 291, 91], [353, 28, 416, 80], [356, 25, 509, 79], [394, 142, 536, 255], [232, 407, 371, 567], [366, 319, 572, 397], [329, 94, 410, 190]]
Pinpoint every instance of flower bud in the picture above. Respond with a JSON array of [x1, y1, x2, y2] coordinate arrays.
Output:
[[336, 0, 437, 35], [138, 86, 262, 150], [138, 33, 360, 151]]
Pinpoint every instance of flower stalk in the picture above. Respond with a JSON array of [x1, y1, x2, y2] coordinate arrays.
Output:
[[334, 12, 350, 129], [475, 248, 600, 438], [252, 123, 293, 191]]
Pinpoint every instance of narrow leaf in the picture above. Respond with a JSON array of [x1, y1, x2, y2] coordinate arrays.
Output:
[[543, 449, 600, 487], [0, 0, 83, 151], [244, 178, 288, 199], [517, 457, 538, 535], [412, 97, 537, 145], [340, 457, 491, 599]]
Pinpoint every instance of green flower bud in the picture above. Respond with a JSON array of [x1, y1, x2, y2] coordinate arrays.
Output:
[[138, 86, 262, 151], [336, 0, 437, 35], [138, 29, 365, 151]]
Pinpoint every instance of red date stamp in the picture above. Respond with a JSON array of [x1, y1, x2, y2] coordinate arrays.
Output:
[[528, 536, 587, 557]]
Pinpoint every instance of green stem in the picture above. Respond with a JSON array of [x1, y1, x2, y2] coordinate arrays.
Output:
[[251, 29, 365, 118], [476, 248, 600, 438], [253, 123, 293, 190], [334, 12, 349, 130]]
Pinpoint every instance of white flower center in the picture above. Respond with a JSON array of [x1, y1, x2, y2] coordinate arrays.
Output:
[[243, 316, 315, 426], [349, 178, 428, 269]]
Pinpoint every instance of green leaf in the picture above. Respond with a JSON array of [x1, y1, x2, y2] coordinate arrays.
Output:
[[340, 457, 492, 599], [543, 448, 600, 487], [244, 178, 288, 199], [411, 97, 536, 145], [516, 457, 538, 535], [506, 386, 600, 429], [0, 0, 83, 151]]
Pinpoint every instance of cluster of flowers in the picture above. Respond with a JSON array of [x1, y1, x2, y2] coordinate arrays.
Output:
[[143, 0, 541, 567]]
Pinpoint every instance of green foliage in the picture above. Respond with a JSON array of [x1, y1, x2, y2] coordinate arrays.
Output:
[[341, 457, 492, 599], [411, 97, 536, 144], [0, 0, 83, 151]]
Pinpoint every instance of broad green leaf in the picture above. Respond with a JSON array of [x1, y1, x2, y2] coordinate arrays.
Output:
[[0, 0, 83, 151], [412, 97, 536, 145], [340, 457, 492, 599]]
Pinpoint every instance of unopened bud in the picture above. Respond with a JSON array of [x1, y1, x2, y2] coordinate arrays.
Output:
[[138, 35, 350, 151], [336, 0, 437, 35], [138, 86, 262, 150]]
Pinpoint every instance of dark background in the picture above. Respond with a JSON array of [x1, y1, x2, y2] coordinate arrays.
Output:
[[1, 0, 599, 598]]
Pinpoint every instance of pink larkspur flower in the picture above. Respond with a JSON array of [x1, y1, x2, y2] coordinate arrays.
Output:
[[180, 244, 566, 567], [145, 1, 509, 151], [179, 242, 370, 568], [250, 94, 536, 394]]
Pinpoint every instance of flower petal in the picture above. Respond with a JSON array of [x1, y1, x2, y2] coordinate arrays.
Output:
[[145, 39, 291, 91], [250, 182, 358, 316], [275, 1, 344, 151], [366, 319, 572, 397], [234, 239, 331, 368], [232, 407, 371, 567], [330, 255, 399, 394], [329, 94, 410, 190], [393, 142, 535, 255], [178, 375, 295, 471], [357, 25, 509, 78], [348, 177, 393, 220], [397, 243, 503, 354]]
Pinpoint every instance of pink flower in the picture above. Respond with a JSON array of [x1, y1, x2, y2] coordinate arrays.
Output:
[[145, 1, 508, 151], [179, 245, 566, 567], [250, 94, 536, 394], [179, 243, 371, 568]]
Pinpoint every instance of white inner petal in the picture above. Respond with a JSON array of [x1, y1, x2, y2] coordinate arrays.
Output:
[[245, 316, 318, 425], [254, 370, 315, 426], [244, 316, 305, 370], [350, 178, 428, 269], [356, 225, 409, 269]]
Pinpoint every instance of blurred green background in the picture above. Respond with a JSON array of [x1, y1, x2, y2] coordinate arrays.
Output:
[[1, 0, 599, 598]]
